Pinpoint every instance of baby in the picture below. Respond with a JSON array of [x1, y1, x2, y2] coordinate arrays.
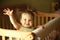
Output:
[[3, 8, 40, 40]]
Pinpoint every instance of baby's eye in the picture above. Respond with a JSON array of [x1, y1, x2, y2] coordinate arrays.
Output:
[[24, 19, 26, 21], [29, 20, 31, 21], [29, 20, 32, 22]]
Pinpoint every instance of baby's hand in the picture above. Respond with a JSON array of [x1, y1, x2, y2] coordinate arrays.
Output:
[[25, 33, 35, 40], [3, 8, 13, 16]]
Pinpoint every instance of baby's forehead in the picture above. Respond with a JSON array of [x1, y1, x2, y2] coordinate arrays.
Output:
[[21, 13, 33, 19], [21, 13, 32, 16]]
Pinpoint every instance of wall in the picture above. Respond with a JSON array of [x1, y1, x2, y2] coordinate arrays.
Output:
[[1, 0, 56, 12]]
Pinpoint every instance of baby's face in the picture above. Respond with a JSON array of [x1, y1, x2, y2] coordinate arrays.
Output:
[[20, 13, 33, 28]]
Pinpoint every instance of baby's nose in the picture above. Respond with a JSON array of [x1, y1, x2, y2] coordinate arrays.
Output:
[[26, 21, 29, 24]]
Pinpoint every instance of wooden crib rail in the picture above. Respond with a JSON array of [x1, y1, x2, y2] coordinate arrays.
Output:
[[34, 11, 60, 27], [0, 28, 31, 40]]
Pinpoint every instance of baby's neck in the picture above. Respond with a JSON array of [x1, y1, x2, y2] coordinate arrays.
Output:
[[22, 26, 32, 29]]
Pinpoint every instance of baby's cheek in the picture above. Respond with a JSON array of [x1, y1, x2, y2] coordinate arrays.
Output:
[[30, 22, 33, 26]]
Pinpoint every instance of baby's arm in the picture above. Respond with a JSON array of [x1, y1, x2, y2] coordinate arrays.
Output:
[[32, 26, 43, 36], [3, 8, 21, 29]]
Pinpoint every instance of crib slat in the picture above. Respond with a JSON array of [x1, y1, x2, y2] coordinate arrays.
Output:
[[38, 16, 40, 25], [16, 38, 20, 40], [6, 16, 8, 29], [46, 17, 48, 23], [9, 37, 12, 40], [42, 16, 44, 25], [50, 17, 52, 20], [34, 14, 36, 27], [2, 36, 5, 40], [2, 18, 4, 28]]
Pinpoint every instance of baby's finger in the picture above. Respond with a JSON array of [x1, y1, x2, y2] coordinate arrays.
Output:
[[11, 10, 13, 13], [3, 9, 7, 12], [7, 8, 10, 11], [3, 13, 7, 15], [28, 34, 34, 40]]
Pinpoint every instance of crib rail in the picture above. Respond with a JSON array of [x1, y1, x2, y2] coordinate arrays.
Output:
[[0, 28, 31, 40], [34, 11, 60, 27]]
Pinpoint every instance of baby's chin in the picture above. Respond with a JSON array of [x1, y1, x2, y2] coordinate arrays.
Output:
[[24, 25, 32, 28]]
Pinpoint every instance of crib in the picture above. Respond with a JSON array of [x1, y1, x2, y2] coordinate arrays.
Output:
[[33, 11, 60, 27], [0, 11, 60, 40]]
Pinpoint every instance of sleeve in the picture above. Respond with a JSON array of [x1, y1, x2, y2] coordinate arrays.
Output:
[[32, 16, 60, 39]]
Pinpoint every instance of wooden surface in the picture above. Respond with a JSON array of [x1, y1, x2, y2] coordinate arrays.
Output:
[[0, 28, 32, 40]]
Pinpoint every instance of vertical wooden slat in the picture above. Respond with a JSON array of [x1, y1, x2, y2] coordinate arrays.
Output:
[[42, 16, 44, 25], [9, 22, 12, 29], [16, 38, 20, 40], [38, 16, 40, 25], [6, 16, 8, 29], [0, 15, 2, 28], [2, 18, 4, 28], [50, 17, 52, 20], [34, 14, 36, 27], [2, 36, 5, 40], [9, 37, 12, 40], [46, 17, 48, 23]]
